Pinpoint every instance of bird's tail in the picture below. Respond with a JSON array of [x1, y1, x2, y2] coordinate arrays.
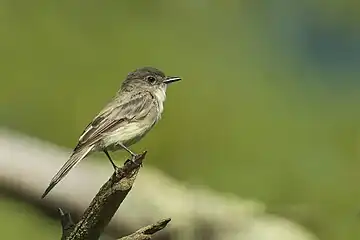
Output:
[[41, 145, 93, 198]]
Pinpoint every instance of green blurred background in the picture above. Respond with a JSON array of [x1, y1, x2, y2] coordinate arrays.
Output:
[[1, 0, 360, 239]]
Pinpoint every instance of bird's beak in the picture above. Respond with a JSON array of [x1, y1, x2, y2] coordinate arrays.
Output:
[[164, 76, 181, 84]]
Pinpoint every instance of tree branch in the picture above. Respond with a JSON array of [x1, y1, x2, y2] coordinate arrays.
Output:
[[61, 152, 156, 240], [118, 218, 171, 240]]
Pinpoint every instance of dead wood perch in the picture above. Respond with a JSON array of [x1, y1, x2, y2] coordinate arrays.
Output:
[[118, 218, 171, 240], [59, 151, 171, 240]]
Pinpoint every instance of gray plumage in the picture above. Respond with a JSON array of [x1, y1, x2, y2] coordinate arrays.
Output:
[[42, 67, 181, 198]]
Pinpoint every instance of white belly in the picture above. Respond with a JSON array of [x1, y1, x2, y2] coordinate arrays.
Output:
[[104, 122, 151, 148]]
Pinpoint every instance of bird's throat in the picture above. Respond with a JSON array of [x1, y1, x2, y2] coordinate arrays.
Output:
[[153, 87, 166, 115]]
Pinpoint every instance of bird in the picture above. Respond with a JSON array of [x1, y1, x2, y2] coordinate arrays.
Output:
[[41, 67, 181, 198]]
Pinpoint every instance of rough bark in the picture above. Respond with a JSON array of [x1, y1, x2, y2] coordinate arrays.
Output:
[[59, 152, 170, 240]]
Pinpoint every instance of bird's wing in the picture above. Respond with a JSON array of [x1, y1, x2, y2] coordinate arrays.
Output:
[[76, 91, 154, 149]]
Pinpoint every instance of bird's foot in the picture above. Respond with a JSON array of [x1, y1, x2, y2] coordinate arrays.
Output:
[[128, 153, 142, 167], [124, 159, 142, 167]]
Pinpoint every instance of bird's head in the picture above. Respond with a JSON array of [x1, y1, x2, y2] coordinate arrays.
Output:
[[121, 67, 181, 92]]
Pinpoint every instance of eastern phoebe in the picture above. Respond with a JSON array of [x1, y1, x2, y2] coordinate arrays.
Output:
[[41, 67, 181, 198]]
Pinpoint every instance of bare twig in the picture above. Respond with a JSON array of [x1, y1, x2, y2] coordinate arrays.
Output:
[[118, 218, 171, 240], [62, 152, 152, 240], [59, 208, 75, 240]]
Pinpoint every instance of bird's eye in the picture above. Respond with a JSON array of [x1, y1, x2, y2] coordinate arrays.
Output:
[[147, 76, 156, 84]]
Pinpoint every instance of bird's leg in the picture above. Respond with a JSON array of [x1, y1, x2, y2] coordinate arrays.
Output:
[[117, 143, 139, 163], [117, 142, 138, 157], [103, 150, 118, 170]]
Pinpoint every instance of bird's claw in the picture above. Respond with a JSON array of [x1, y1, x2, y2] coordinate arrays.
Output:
[[123, 154, 142, 167], [131, 154, 143, 167]]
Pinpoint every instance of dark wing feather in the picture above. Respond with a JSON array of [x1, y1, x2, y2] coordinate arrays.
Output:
[[76, 91, 154, 149]]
